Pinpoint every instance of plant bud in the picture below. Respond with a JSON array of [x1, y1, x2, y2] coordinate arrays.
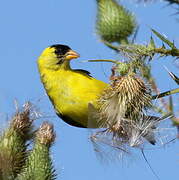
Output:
[[96, 0, 136, 43]]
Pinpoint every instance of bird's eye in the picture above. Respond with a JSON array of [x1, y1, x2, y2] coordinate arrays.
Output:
[[56, 54, 65, 59]]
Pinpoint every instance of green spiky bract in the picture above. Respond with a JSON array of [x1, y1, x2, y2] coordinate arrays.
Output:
[[16, 143, 56, 180], [0, 130, 27, 180], [0, 104, 33, 180], [16, 122, 56, 180], [96, 0, 136, 44]]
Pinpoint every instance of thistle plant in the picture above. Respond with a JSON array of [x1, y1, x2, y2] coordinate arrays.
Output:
[[0, 102, 33, 180], [89, 0, 179, 155], [93, 61, 170, 146], [17, 122, 56, 180], [0, 103, 56, 180]]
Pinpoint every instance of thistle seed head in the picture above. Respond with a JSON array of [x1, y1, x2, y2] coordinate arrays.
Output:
[[36, 122, 55, 146], [99, 75, 152, 127], [96, 74, 155, 147], [10, 102, 34, 138]]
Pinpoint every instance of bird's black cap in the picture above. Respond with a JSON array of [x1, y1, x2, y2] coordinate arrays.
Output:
[[50, 44, 71, 56]]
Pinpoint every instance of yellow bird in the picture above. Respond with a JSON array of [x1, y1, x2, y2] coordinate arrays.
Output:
[[37, 44, 107, 128]]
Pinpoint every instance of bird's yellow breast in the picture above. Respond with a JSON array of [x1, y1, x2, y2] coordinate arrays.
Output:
[[39, 68, 107, 127]]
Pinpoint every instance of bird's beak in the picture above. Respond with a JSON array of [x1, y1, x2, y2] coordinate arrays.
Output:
[[65, 50, 80, 60]]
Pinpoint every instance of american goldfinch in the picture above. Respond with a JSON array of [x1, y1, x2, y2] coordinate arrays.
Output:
[[37, 44, 107, 128]]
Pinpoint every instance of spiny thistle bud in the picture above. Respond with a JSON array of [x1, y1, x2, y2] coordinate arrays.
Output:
[[96, 0, 136, 44], [0, 102, 33, 179], [17, 122, 56, 180]]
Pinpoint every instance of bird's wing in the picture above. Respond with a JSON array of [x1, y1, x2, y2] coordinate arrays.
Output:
[[74, 69, 92, 77]]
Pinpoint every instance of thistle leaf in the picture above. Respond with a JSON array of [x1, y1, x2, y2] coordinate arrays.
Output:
[[148, 36, 156, 49], [168, 71, 179, 85], [168, 96, 174, 114], [151, 29, 176, 49]]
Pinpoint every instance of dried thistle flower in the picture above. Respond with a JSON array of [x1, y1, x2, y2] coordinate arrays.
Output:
[[92, 72, 162, 148], [92, 65, 174, 149], [10, 102, 33, 138], [99, 74, 152, 126], [36, 122, 55, 146]]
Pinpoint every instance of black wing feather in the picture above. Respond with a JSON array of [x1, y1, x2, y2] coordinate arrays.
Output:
[[74, 69, 92, 77]]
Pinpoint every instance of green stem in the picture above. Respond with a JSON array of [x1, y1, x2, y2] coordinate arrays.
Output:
[[88, 59, 120, 64], [152, 88, 179, 99], [154, 48, 179, 57], [102, 41, 119, 51]]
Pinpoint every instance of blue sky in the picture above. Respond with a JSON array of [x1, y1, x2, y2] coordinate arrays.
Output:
[[0, 0, 178, 180]]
